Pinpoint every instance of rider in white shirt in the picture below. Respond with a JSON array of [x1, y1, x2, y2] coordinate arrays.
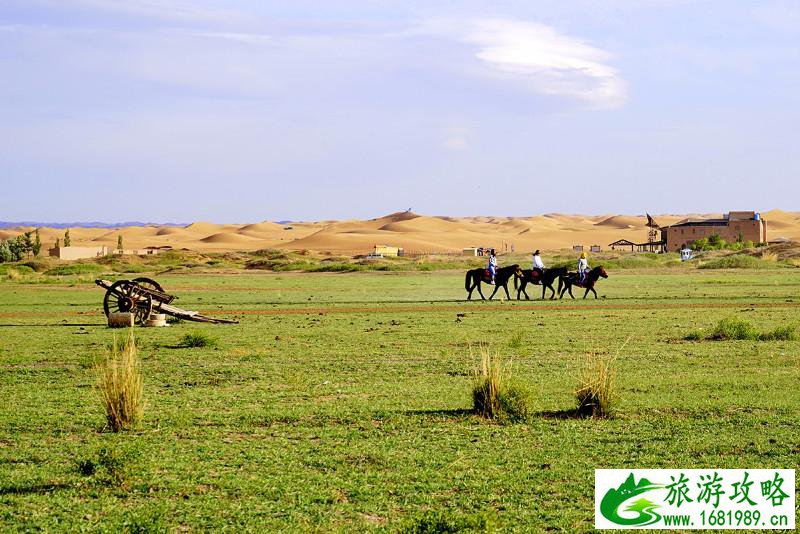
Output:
[[487, 249, 497, 284], [532, 250, 545, 271], [577, 251, 589, 283]]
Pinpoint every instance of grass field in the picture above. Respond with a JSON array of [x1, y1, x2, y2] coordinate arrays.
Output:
[[1, 268, 799, 531]]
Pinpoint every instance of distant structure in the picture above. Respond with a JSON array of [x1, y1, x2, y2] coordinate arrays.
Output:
[[373, 244, 404, 257], [49, 246, 108, 261], [608, 239, 636, 252], [590, 245, 601, 253], [660, 211, 767, 252], [572, 245, 584, 252], [49, 245, 171, 260]]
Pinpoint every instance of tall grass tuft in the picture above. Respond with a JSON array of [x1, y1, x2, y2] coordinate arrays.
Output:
[[471, 348, 530, 422], [96, 330, 143, 432], [575, 346, 622, 418]]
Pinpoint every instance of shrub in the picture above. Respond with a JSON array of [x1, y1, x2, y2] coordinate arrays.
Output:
[[77, 444, 138, 487], [575, 352, 618, 418], [758, 325, 798, 341], [698, 255, 779, 270], [44, 263, 104, 276], [403, 510, 497, 533], [684, 330, 704, 341], [508, 332, 524, 350], [179, 331, 219, 348], [471, 349, 530, 422], [96, 330, 144, 432], [709, 318, 759, 341]]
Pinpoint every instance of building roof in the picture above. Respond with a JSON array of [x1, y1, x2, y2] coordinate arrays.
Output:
[[670, 218, 729, 227], [608, 239, 636, 246]]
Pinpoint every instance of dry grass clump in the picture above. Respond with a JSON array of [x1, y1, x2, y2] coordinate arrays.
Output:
[[472, 348, 530, 422], [760, 251, 778, 262], [575, 351, 618, 418], [96, 330, 143, 432], [6, 268, 20, 280]]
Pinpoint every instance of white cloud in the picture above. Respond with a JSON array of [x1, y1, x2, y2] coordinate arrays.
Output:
[[420, 18, 627, 109]]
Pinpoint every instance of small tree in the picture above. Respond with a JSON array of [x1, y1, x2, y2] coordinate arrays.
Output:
[[7, 236, 24, 261], [691, 237, 709, 251], [64, 229, 71, 247], [707, 234, 725, 249], [117, 235, 124, 252], [54, 238, 60, 249], [0, 241, 11, 263], [32, 229, 42, 257], [22, 232, 34, 258]]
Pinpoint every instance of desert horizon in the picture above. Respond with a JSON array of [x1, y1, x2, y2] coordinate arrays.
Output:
[[2, 209, 799, 255]]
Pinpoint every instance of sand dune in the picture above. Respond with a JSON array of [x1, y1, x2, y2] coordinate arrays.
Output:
[[3, 210, 798, 255]]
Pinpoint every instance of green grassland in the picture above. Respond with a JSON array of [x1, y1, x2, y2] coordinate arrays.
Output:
[[1, 266, 799, 531]]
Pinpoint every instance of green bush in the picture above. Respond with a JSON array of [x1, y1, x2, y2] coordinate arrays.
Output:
[[699, 255, 781, 270], [691, 319, 797, 342], [0, 264, 35, 276], [78, 444, 138, 487], [709, 318, 759, 340], [403, 510, 497, 533], [178, 331, 219, 348], [758, 325, 798, 341], [44, 263, 104, 276]]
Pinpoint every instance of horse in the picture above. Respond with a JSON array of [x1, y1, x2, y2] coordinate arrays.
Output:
[[465, 264, 523, 301], [514, 267, 567, 300], [558, 266, 609, 299]]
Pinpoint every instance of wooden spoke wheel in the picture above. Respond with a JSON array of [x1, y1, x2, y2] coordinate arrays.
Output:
[[103, 280, 153, 326], [132, 277, 164, 293]]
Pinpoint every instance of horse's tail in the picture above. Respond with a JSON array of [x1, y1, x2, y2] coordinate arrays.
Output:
[[465, 270, 472, 292]]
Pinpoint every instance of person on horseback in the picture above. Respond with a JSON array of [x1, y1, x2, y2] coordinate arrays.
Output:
[[532, 250, 545, 270], [487, 248, 497, 285], [577, 251, 589, 284]]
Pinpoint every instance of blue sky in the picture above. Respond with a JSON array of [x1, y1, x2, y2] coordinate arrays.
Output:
[[1, 0, 798, 222]]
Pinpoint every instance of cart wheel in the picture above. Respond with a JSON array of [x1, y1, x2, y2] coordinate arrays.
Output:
[[132, 277, 164, 293], [104, 280, 153, 326]]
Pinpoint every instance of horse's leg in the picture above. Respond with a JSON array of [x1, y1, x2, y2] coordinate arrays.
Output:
[[591, 287, 598, 299], [503, 283, 511, 300], [568, 284, 575, 299], [488, 284, 499, 300], [541, 283, 547, 300], [583, 287, 589, 299], [477, 282, 486, 300]]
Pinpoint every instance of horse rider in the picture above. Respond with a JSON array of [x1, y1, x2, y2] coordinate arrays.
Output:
[[487, 248, 497, 284], [532, 249, 545, 271], [577, 251, 589, 284]]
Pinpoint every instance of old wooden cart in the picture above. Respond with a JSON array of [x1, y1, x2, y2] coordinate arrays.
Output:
[[95, 278, 238, 325]]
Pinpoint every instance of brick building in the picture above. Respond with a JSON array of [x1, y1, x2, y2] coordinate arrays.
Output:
[[660, 211, 767, 252]]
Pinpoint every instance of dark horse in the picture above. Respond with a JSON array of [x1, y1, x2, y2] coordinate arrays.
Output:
[[465, 264, 522, 300], [558, 266, 609, 299], [514, 267, 568, 300]]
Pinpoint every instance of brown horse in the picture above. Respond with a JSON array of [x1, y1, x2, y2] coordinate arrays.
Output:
[[465, 264, 523, 300], [558, 266, 609, 299]]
